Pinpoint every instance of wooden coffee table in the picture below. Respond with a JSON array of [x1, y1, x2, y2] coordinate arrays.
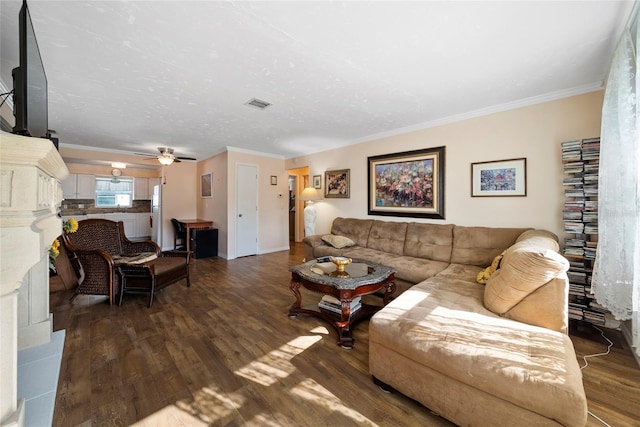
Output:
[[288, 259, 396, 348]]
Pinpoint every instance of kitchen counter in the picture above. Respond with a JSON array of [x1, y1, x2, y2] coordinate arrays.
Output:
[[60, 199, 151, 216]]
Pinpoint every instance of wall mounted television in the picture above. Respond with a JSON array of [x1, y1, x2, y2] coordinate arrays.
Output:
[[12, 0, 49, 139]]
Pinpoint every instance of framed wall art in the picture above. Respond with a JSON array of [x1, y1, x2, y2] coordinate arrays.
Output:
[[200, 172, 212, 198], [471, 158, 526, 197], [324, 169, 350, 198], [313, 175, 322, 189], [368, 146, 445, 219]]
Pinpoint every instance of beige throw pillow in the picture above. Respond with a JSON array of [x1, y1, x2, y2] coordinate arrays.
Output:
[[484, 243, 569, 315], [322, 234, 356, 249]]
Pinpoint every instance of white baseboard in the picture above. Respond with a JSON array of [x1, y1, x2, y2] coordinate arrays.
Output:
[[258, 246, 290, 255], [621, 321, 640, 368]]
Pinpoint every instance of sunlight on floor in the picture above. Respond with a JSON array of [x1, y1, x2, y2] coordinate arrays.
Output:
[[133, 386, 248, 426], [179, 386, 247, 425], [290, 378, 379, 426], [131, 404, 209, 427], [245, 412, 293, 426], [133, 333, 331, 425], [235, 335, 322, 386], [310, 326, 329, 334]]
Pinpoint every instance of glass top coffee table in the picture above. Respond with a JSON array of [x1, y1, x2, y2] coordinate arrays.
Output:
[[288, 258, 396, 348]]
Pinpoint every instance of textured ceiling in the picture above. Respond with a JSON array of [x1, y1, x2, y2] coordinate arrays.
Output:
[[0, 1, 634, 165]]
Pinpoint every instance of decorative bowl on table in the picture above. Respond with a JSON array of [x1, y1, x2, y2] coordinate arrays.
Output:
[[329, 256, 352, 273]]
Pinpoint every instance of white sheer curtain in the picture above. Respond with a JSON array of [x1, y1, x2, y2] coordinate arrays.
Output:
[[592, 12, 639, 353]]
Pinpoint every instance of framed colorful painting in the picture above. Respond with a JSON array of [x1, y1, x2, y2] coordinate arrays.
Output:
[[368, 146, 445, 219]]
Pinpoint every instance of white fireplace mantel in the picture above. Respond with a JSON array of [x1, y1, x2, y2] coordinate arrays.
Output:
[[0, 131, 68, 426]]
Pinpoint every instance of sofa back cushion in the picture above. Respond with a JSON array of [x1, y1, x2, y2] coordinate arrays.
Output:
[[366, 220, 408, 255], [484, 230, 569, 332], [331, 217, 373, 247], [403, 223, 454, 262], [450, 226, 529, 267]]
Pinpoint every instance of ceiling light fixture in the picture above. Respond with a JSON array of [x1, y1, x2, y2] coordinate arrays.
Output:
[[111, 162, 126, 169], [158, 156, 174, 166]]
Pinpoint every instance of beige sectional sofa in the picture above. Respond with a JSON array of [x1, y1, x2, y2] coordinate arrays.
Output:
[[303, 217, 587, 426]]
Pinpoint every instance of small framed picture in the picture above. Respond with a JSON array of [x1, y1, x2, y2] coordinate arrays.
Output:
[[201, 172, 212, 198], [313, 175, 322, 189], [471, 158, 527, 197], [270, 176, 277, 186], [325, 169, 350, 198]]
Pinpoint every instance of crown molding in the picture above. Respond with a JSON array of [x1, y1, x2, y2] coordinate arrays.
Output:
[[348, 82, 604, 148], [283, 82, 604, 160], [225, 146, 285, 160]]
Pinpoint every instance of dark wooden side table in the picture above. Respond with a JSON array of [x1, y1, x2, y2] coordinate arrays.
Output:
[[117, 251, 191, 307], [288, 259, 396, 348]]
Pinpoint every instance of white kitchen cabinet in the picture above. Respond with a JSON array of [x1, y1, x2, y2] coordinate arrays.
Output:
[[61, 173, 77, 199], [133, 177, 149, 200], [104, 213, 135, 237], [121, 215, 137, 238], [63, 212, 151, 238], [76, 174, 95, 198], [137, 213, 151, 238], [62, 173, 95, 199]]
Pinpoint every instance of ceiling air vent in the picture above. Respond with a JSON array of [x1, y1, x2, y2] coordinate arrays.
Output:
[[245, 98, 272, 110]]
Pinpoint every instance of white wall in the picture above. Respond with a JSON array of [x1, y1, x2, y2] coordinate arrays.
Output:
[[226, 150, 289, 258], [161, 162, 198, 250], [197, 151, 228, 257], [285, 91, 604, 239]]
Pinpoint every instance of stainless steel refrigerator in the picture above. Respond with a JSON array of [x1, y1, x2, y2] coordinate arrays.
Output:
[[150, 184, 162, 247]]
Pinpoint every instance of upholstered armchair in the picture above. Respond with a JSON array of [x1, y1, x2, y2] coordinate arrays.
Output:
[[62, 219, 161, 304]]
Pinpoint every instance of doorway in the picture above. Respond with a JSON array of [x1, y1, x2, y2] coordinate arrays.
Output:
[[288, 176, 296, 241], [236, 163, 258, 257], [287, 166, 309, 242]]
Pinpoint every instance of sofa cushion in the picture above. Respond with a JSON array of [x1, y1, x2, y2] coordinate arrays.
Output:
[[450, 226, 529, 267], [484, 230, 569, 332], [437, 263, 484, 283], [384, 256, 449, 284], [403, 223, 453, 262], [331, 217, 373, 247], [339, 247, 402, 267], [370, 279, 587, 427], [366, 220, 407, 255], [321, 234, 356, 249]]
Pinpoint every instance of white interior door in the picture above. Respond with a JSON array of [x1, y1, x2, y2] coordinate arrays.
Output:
[[236, 164, 258, 257]]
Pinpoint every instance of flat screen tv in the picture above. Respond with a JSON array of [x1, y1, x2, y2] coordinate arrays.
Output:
[[12, 0, 48, 139]]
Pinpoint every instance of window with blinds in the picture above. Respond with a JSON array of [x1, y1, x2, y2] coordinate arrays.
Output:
[[95, 177, 133, 207]]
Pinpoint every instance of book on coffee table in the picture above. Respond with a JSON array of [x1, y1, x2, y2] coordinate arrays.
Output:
[[318, 295, 361, 314]]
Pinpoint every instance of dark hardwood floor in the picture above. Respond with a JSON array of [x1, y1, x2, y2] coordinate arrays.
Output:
[[51, 243, 640, 426]]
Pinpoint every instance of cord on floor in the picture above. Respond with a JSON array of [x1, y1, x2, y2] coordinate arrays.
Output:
[[580, 325, 614, 427]]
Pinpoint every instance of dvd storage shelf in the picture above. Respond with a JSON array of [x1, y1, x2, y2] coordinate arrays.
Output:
[[561, 138, 617, 329]]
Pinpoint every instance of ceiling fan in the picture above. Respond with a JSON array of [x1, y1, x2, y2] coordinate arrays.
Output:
[[134, 147, 197, 165]]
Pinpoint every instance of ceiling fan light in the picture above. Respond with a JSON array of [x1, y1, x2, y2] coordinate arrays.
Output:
[[158, 156, 174, 165]]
